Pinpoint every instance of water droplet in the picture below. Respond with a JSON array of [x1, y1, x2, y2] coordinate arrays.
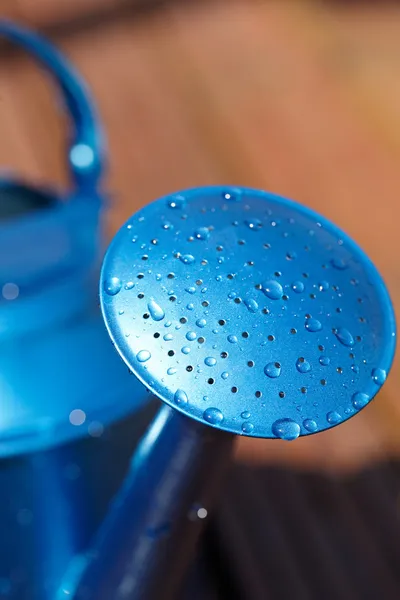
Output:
[[242, 422, 255, 433], [264, 362, 282, 378], [203, 407, 224, 425], [371, 368, 386, 385], [137, 350, 151, 362], [187, 303, 194, 310], [221, 371, 229, 380], [174, 389, 188, 405], [164, 321, 172, 328], [124, 281, 135, 290], [291, 281, 304, 293], [305, 319, 322, 332], [331, 258, 348, 270], [296, 358, 311, 373], [186, 331, 197, 341], [104, 277, 122, 296], [319, 281, 329, 291], [167, 195, 185, 209], [180, 254, 195, 265], [352, 392, 370, 409], [244, 298, 258, 313], [245, 218, 262, 230], [286, 251, 297, 260], [227, 335, 238, 344], [326, 411, 341, 424], [241, 411, 251, 419], [351, 364, 359, 373], [303, 419, 318, 433], [262, 280, 283, 300], [147, 298, 165, 321], [334, 327, 354, 347], [205, 357, 217, 367], [194, 227, 210, 240], [163, 333, 173, 341], [181, 346, 191, 355], [196, 318, 207, 328], [319, 356, 330, 366], [162, 221, 173, 230], [272, 418, 300, 441], [185, 286, 196, 295], [167, 367, 177, 375]]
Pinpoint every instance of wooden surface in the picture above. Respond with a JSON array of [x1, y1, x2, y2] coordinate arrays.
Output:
[[1, 0, 400, 472]]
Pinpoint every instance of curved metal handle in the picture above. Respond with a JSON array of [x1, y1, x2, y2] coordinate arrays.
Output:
[[0, 20, 105, 191]]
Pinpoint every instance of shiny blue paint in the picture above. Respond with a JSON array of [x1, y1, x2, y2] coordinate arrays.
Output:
[[0, 22, 152, 599], [94, 184, 395, 599], [71, 405, 233, 600], [101, 186, 396, 439]]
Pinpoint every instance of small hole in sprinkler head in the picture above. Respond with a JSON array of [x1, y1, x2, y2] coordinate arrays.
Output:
[[196, 280, 203, 286], [167, 273, 174, 279], [279, 391, 285, 398], [320, 379, 327, 386], [268, 335, 275, 341], [180, 317, 187, 324], [137, 273, 144, 279], [282, 295, 288, 301], [318, 345, 324, 352], [202, 301, 209, 307], [231, 386, 238, 393], [227, 274, 234, 280], [242, 331, 249, 338], [301, 387, 307, 394], [219, 319, 226, 326], [247, 360, 254, 367], [255, 283, 262, 290], [255, 391, 262, 398], [262, 308, 269, 315], [186, 366, 193, 372], [154, 332, 160, 338], [169, 296, 177, 302], [142, 255, 148, 261], [168, 350, 175, 357], [143, 313, 150, 319], [221, 351, 228, 358], [208, 378, 214, 385], [198, 337, 205, 344], [138, 293, 144, 299], [290, 328, 297, 334]]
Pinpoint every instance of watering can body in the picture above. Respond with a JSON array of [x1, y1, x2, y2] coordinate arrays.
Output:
[[0, 23, 155, 600]]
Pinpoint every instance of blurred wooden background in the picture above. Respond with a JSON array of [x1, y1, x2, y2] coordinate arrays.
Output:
[[1, 0, 399, 473]]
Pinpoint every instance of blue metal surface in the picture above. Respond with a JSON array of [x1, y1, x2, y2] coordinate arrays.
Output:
[[101, 186, 396, 440], [71, 406, 233, 600], [0, 20, 104, 190], [0, 22, 153, 600]]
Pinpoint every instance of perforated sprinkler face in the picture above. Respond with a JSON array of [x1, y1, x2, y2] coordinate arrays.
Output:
[[101, 187, 396, 440]]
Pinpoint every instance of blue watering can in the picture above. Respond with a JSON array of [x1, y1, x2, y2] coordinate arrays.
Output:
[[0, 21, 397, 600], [0, 22, 155, 600]]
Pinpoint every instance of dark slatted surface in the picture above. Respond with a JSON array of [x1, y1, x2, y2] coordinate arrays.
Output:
[[184, 460, 400, 600]]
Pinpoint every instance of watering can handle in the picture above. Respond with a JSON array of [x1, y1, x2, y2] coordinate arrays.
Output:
[[0, 20, 104, 191]]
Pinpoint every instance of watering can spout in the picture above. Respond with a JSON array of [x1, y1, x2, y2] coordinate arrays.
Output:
[[66, 404, 233, 600]]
